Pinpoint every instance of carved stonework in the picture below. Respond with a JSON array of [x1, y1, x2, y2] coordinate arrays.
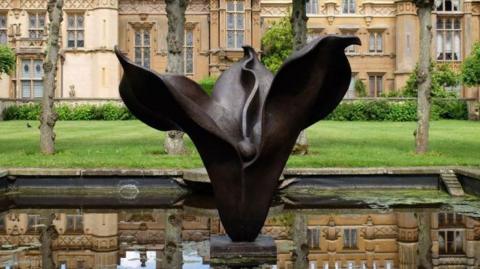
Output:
[[64, 0, 95, 9], [395, 1, 417, 15], [359, 3, 396, 16], [0, 0, 12, 8], [398, 227, 418, 243], [261, 226, 290, 239], [187, 0, 209, 13], [261, 6, 289, 17], [94, 0, 117, 9], [20, 0, 47, 9], [119, 0, 165, 14]]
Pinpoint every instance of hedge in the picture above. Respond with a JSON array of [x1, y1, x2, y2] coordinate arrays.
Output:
[[326, 99, 468, 121], [3, 103, 135, 121], [2, 99, 469, 121]]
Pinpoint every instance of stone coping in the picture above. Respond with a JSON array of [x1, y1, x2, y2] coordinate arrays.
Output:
[[1, 166, 479, 179]]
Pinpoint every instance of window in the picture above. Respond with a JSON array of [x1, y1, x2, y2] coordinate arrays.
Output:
[[439, 212, 463, 226], [369, 32, 383, 53], [134, 29, 151, 69], [369, 75, 383, 97], [66, 215, 83, 233], [226, 0, 245, 49], [306, 0, 319, 14], [307, 227, 321, 248], [385, 261, 393, 269], [0, 14, 7, 44], [347, 261, 354, 269], [309, 261, 317, 269], [323, 262, 329, 269], [345, 75, 356, 98], [343, 228, 357, 249], [27, 215, 41, 233], [184, 30, 194, 75], [29, 12, 45, 39], [21, 59, 44, 99], [342, 0, 355, 14], [67, 14, 84, 48], [435, 0, 461, 12], [438, 230, 464, 254], [436, 17, 461, 61]]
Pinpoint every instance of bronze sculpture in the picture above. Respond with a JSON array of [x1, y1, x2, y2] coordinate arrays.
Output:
[[115, 36, 360, 241]]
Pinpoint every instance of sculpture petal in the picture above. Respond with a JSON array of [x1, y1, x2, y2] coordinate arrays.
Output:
[[211, 47, 274, 157], [115, 47, 233, 146]]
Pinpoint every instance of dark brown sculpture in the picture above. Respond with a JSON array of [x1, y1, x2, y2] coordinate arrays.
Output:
[[115, 36, 360, 241]]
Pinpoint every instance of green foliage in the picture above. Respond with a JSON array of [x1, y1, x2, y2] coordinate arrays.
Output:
[[261, 16, 293, 73], [354, 79, 367, 97], [461, 42, 480, 87], [326, 99, 467, 121], [4, 103, 135, 121], [198, 76, 217, 96], [0, 45, 15, 75], [402, 62, 460, 98]]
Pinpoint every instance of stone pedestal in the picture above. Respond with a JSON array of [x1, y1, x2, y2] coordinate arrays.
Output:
[[210, 235, 277, 267]]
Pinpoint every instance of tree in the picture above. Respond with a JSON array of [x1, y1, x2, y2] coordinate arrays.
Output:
[[403, 62, 459, 98], [164, 0, 188, 155], [0, 45, 15, 76], [40, 0, 63, 155], [461, 42, 480, 94], [261, 16, 293, 73], [291, 0, 309, 155], [414, 0, 434, 155]]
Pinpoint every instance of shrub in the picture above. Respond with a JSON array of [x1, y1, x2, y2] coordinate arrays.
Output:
[[198, 76, 217, 96], [0, 45, 15, 75], [261, 16, 293, 73], [3, 102, 135, 121], [402, 63, 459, 98], [354, 79, 367, 97], [327, 99, 466, 121]]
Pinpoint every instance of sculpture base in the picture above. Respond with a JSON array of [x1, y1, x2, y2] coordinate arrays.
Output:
[[210, 235, 277, 267]]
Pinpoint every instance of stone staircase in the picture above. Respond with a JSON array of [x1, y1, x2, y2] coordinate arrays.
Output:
[[440, 170, 465, 196]]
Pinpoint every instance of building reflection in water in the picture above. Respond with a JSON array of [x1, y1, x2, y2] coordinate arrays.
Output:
[[0, 209, 478, 268]]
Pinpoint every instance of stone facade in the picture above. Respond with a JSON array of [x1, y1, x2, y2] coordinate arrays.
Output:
[[0, 0, 479, 100], [0, 210, 479, 268]]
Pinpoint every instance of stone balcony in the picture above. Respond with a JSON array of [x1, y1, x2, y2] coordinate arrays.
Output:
[[13, 37, 47, 55]]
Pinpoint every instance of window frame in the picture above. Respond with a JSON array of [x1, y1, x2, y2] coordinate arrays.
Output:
[[20, 58, 44, 99], [343, 228, 358, 249], [226, 0, 245, 49], [28, 12, 46, 39], [438, 229, 465, 255], [66, 214, 84, 234], [306, 0, 319, 15], [307, 227, 321, 249], [184, 29, 194, 75], [342, 0, 356, 14], [66, 13, 85, 49], [368, 74, 384, 97], [134, 28, 151, 69], [368, 31, 384, 54], [435, 0, 461, 12], [436, 16, 462, 62], [0, 13, 7, 45]]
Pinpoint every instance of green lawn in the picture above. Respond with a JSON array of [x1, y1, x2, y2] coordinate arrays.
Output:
[[0, 120, 479, 168]]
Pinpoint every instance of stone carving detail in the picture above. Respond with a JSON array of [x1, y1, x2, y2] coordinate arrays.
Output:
[[64, 0, 95, 9], [187, 0, 209, 13], [398, 227, 418, 242], [53, 235, 118, 251], [20, 0, 47, 9], [261, 226, 290, 239], [261, 6, 289, 17], [0, 0, 12, 8], [359, 5, 396, 16], [119, 0, 165, 14]]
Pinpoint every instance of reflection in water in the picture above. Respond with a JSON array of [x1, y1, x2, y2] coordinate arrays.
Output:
[[0, 209, 478, 268]]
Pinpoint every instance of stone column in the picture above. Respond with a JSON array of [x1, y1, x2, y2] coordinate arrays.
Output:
[[394, 0, 418, 90], [397, 212, 419, 269]]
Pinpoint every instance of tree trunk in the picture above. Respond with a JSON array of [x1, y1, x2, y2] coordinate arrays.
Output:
[[415, 2, 433, 154], [40, 213, 59, 269], [416, 212, 432, 269], [40, 0, 63, 155], [163, 209, 183, 269], [164, 0, 188, 155], [291, 0, 309, 155], [292, 214, 308, 269]]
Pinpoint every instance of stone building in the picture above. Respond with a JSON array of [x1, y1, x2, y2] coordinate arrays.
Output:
[[0, 0, 479, 100], [0, 210, 478, 268]]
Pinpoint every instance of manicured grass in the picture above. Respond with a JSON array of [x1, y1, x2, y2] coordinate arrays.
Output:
[[0, 120, 479, 168]]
